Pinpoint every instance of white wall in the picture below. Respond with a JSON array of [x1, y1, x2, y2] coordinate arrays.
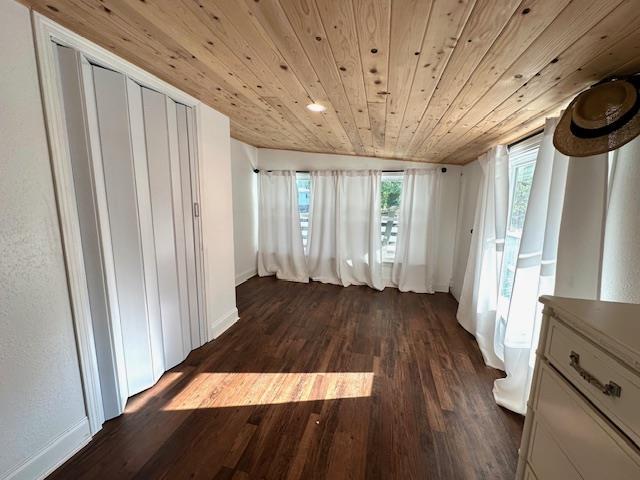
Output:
[[230, 139, 258, 285], [601, 139, 640, 303], [257, 149, 462, 292], [450, 159, 482, 301], [197, 107, 239, 339], [258, 148, 438, 171], [0, 2, 89, 479]]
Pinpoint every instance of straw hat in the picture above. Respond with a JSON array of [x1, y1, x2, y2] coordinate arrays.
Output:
[[554, 76, 640, 157]]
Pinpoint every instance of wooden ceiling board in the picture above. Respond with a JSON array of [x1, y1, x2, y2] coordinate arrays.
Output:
[[383, 0, 432, 153], [391, 0, 476, 157], [422, 0, 628, 161], [352, 0, 390, 155], [193, 0, 339, 151], [23, 0, 640, 164], [442, 0, 640, 162], [448, 26, 640, 163], [243, 0, 357, 152], [413, 0, 572, 158], [402, 0, 523, 157]]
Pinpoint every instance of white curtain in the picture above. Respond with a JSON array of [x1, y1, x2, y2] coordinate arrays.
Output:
[[257, 171, 309, 283], [392, 169, 440, 293], [457, 146, 509, 369], [307, 170, 383, 290], [493, 118, 569, 413], [459, 117, 640, 414], [307, 172, 338, 284]]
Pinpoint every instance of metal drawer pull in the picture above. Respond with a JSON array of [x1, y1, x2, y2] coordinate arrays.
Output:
[[569, 351, 622, 398]]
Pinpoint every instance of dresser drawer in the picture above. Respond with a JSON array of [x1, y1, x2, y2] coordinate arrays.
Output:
[[545, 317, 640, 446], [532, 362, 640, 479], [527, 416, 580, 480]]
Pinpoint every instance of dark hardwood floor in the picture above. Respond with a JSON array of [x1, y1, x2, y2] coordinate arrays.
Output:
[[48, 276, 523, 480]]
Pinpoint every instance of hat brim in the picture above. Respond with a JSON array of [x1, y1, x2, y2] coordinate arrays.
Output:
[[554, 94, 640, 157]]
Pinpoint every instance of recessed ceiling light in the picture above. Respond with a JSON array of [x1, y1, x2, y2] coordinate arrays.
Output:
[[306, 102, 326, 112]]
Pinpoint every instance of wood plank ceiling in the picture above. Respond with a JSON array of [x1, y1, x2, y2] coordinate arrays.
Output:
[[24, 0, 640, 164]]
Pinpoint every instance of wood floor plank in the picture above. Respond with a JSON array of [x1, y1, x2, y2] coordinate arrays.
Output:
[[47, 277, 522, 480]]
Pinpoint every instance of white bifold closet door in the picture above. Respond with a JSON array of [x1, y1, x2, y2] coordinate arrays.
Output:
[[56, 43, 203, 420], [140, 88, 196, 369], [90, 65, 167, 397], [56, 46, 129, 419]]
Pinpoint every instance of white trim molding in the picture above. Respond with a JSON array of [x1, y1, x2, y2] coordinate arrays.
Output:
[[32, 11, 105, 436], [2, 418, 91, 480], [235, 268, 257, 286], [208, 308, 239, 342]]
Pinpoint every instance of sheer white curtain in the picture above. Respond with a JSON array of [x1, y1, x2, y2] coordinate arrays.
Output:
[[307, 171, 339, 284], [457, 146, 509, 369], [459, 117, 629, 414], [493, 118, 569, 413], [308, 170, 383, 290], [257, 171, 309, 283], [392, 169, 440, 293]]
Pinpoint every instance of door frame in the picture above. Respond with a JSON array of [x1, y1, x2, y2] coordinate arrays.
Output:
[[32, 12, 209, 435]]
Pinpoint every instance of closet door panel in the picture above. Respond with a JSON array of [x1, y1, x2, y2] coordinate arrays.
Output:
[[142, 88, 186, 369], [126, 79, 165, 383], [57, 46, 122, 419], [92, 65, 154, 394], [176, 103, 201, 347], [186, 107, 207, 346], [81, 61, 129, 413], [166, 99, 192, 358]]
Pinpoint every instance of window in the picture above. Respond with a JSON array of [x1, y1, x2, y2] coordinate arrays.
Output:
[[294, 172, 404, 261], [296, 173, 311, 250], [498, 134, 541, 318], [380, 174, 403, 263]]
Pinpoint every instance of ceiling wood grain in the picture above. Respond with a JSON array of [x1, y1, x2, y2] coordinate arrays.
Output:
[[23, 0, 640, 164]]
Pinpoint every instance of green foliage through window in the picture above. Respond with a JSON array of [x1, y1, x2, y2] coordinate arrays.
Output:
[[381, 178, 402, 212]]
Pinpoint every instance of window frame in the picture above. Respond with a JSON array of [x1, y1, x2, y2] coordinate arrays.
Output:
[[498, 133, 542, 317], [295, 172, 311, 251], [380, 172, 403, 264]]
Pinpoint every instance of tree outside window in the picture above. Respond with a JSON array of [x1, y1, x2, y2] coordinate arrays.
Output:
[[381, 175, 402, 263]]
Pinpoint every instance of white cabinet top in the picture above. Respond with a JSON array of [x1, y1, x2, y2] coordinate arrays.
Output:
[[540, 296, 640, 372]]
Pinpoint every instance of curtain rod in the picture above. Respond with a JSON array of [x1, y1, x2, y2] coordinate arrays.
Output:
[[252, 167, 448, 173], [508, 127, 544, 148]]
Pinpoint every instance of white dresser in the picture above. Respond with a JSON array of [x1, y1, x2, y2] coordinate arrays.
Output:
[[517, 296, 640, 480]]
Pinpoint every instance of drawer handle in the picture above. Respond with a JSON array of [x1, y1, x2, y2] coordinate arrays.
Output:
[[569, 351, 622, 398]]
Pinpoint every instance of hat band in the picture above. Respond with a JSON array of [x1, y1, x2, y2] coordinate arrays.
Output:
[[570, 79, 640, 139]]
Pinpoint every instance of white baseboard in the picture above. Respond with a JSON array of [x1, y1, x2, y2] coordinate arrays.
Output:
[[3, 417, 91, 480], [235, 268, 257, 286], [208, 307, 239, 341]]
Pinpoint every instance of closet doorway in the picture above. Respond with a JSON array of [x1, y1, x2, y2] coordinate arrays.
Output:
[[54, 43, 206, 421]]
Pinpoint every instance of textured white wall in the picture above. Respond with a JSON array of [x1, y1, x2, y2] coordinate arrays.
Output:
[[230, 139, 258, 285], [257, 149, 461, 292], [556, 155, 609, 300], [0, 1, 88, 477], [601, 138, 640, 303], [198, 107, 238, 339], [450, 159, 482, 301]]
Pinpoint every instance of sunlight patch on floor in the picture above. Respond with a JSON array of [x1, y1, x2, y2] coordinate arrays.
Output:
[[125, 370, 185, 413], [161, 372, 375, 410]]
